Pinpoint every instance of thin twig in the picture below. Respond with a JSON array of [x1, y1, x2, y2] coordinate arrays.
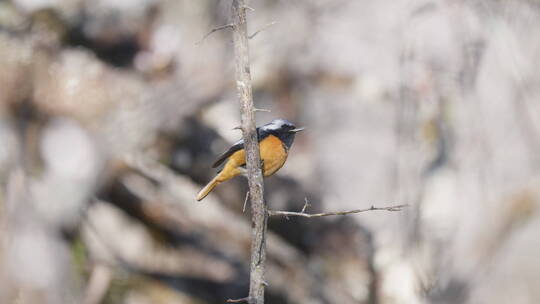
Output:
[[243, 191, 250, 213], [249, 21, 276, 39], [300, 197, 310, 213], [227, 297, 251, 303], [253, 108, 271, 112], [268, 204, 408, 218], [196, 23, 234, 45]]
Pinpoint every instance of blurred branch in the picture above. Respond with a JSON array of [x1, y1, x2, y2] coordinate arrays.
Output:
[[513, 88, 540, 167], [227, 297, 250, 303], [231, 1, 267, 303], [249, 21, 276, 39], [196, 23, 234, 45], [83, 264, 112, 304]]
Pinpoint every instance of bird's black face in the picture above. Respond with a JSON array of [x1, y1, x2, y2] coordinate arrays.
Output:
[[259, 119, 304, 149]]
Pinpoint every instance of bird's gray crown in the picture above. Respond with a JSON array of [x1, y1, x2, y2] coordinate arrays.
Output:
[[261, 119, 296, 131]]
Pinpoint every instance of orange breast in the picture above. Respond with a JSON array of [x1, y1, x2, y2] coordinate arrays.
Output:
[[259, 135, 288, 176]]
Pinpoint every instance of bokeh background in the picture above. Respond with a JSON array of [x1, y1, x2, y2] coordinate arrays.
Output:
[[1, 0, 540, 303]]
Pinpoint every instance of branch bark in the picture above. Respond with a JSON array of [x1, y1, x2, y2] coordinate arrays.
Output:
[[231, 1, 267, 304]]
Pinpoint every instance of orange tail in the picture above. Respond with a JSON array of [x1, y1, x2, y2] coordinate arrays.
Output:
[[196, 175, 221, 201]]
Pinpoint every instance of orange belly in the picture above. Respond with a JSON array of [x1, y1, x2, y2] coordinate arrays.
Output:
[[217, 135, 288, 181]]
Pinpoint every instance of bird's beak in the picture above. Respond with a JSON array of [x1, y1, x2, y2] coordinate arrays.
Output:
[[232, 126, 242, 131], [290, 127, 305, 133]]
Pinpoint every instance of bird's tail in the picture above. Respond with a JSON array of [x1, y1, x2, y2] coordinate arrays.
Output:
[[196, 175, 221, 201]]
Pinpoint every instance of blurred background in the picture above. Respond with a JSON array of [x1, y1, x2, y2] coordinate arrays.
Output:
[[1, 0, 540, 303]]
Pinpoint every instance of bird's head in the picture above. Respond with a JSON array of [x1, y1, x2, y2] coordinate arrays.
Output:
[[260, 119, 304, 149], [260, 119, 304, 134]]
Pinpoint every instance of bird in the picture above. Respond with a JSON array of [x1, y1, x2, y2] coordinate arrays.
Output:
[[196, 119, 304, 201]]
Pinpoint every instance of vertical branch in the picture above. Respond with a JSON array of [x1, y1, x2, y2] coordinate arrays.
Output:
[[231, 1, 267, 304]]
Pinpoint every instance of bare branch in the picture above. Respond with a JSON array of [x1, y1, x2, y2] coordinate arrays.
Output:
[[249, 21, 277, 39], [227, 297, 251, 303], [196, 23, 234, 45], [268, 204, 408, 218], [253, 108, 271, 112], [231, 1, 267, 303]]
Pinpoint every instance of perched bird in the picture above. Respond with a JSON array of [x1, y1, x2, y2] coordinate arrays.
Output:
[[196, 119, 304, 201]]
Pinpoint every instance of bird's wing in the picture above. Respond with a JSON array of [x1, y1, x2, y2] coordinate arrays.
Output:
[[212, 139, 244, 168], [212, 127, 271, 168]]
